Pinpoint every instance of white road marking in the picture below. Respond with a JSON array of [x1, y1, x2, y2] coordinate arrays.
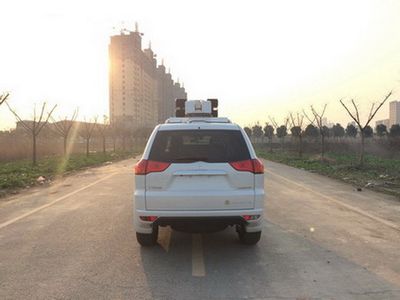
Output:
[[192, 234, 206, 277], [266, 169, 400, 232], [158, 226, 172, 252], [0, 173, 116, 230]]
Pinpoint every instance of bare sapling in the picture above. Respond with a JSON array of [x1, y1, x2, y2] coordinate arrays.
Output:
[[96, 115, 109, 154], [263, 122, 275, 153], [80, 117, 98, 156], [339, 91, 392, 166], [269, 116, 289, 150], [6, 101, 57, 165], [0, 92, 10, 106], [51, 108, 79, 156], [289, 112, 304, 157], [304, 104, 328, 160]]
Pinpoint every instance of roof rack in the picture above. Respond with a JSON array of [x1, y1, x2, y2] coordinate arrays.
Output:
[[165, 117, 231, 124]]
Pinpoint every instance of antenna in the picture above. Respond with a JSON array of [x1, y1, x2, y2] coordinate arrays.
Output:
[[148, 40, 152, 50], [135, 22, 139, 32]]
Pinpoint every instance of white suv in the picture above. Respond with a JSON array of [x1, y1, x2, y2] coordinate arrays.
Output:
[[134, 100, 265, 246]]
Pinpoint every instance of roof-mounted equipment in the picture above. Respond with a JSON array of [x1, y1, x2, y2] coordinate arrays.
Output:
[[175, 98, 187, 117], [174, 99, 218, 117]]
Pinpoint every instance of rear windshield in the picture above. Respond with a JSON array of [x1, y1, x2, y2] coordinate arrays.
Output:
[[148, 130, 250, 163]]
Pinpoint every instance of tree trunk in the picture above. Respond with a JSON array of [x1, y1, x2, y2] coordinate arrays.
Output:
[[63, 137, 67, 156], [321, 134, 325, 160], [299, 135, 303, 157], [32, 134, 37, 165], [360, 131, 365, 166], [86, 138, 90, 157], [113, 138, 116, 152], [102, 136, 106, 154], [269, 137, 273, 153]]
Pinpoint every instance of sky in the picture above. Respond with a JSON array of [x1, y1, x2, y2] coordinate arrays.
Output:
[[0, 0, 399, 130]]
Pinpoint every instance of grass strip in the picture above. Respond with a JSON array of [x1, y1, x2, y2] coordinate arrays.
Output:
[[256, 147, 400, 198], [0, 152, 137, 191]]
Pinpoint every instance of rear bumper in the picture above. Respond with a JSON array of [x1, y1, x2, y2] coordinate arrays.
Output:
[[134, 190, 264, 210], [156, 216, 247, 233], [144, 189, 264, 211], [134, 208, 264, 234]]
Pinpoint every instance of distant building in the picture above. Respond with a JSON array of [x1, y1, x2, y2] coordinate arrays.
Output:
[[16, 120, 35, 132], [375, 119, 390, 129], [156, 65, 186, 124], [108, 25, 187, 130], [389, 100, 400, 127]]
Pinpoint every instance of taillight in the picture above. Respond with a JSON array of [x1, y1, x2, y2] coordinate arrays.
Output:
[[139, 216, 158, 222], [229, 159, 264, 174], [134, 159, 171, 175], [134, 159, 148, 175], [252, 158, 264, 174], [242, 215, 261, 221], [229, 160, 254, 173]]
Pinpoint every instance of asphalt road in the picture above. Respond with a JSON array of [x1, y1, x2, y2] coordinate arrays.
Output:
[[1, 158, 400, 299]]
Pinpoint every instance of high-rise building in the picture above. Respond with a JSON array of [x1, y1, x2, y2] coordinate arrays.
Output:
[[389, 100, 400, 127], [109, 27, 187, 130], [155, 65, 186, 123]]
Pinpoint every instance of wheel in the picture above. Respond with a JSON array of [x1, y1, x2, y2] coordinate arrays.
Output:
[[237, 225, 261, 245], [136, 226, 158, 247]]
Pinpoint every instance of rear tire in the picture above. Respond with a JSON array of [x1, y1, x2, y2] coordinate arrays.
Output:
[[237, 226, 261, 245], [136, 226, 159, 247]]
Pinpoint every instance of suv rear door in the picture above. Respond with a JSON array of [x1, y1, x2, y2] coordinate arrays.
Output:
[[144, 129, 255, 211]]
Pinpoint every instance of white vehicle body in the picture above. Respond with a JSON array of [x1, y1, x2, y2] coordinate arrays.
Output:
[[133, 105, 264, 245]]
